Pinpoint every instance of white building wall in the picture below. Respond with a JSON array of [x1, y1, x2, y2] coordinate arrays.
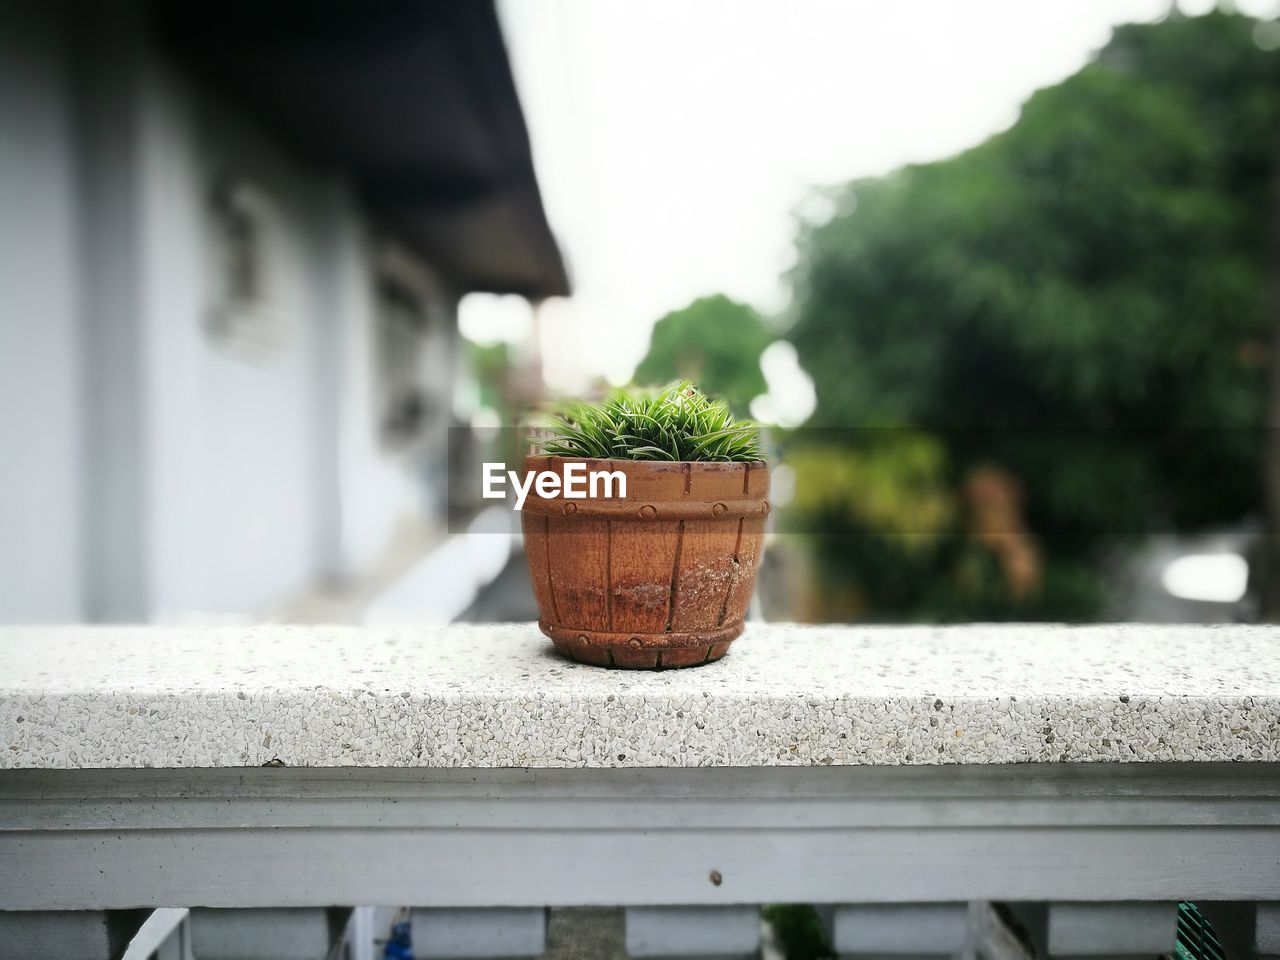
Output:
[[0, 7, 456, 622], [336, 240, 457, 576], [134, 54, 442, 618], [0, 3, 84, 620], [328, 202, 411, 576], [138, 66, 322, 618], [135, 42, 459, 618], [134, 56, 207, 618]]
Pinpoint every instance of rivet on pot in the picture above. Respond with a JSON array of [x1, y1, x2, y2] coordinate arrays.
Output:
[[639, 504, 657, 519], [628, 637, 642, 648], [712, 502, 728, 517], [577, 634, 588, 644], [761, 500, 771, 514], [563, 502, 578, 515]]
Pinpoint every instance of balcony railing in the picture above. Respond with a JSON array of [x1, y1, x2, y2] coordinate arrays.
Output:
[[1, 623, 1279, 959]]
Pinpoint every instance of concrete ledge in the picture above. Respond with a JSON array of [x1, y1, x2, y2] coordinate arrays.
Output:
[[1, 623, 1278, 769]]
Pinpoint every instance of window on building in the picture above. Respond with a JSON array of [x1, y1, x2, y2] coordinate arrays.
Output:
[[206, 177, 287, 356], [376, 280, 430, 449]]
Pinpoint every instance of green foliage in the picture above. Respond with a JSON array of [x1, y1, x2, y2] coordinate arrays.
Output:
[[533, 381, 764, 462], [784, 11, 1280, 620], [785, 435, 955, 543], [761, 905, 835, 960], [634, 295, 774, 413], [781, 435, 1103, 621], [465, 339, 513, 417]]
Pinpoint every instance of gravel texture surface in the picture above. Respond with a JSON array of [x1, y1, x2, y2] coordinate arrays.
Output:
[[3, 623, 1278, 768]]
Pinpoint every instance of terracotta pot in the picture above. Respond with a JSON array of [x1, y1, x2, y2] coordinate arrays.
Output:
[[520, 455, 770, 668]]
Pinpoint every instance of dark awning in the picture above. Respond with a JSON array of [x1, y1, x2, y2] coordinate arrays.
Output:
[[153, 0, 569, 299]]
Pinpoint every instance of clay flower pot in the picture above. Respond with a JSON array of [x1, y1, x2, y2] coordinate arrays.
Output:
[[521, 455, 770, 668]]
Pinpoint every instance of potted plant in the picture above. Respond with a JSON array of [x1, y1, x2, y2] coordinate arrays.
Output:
[[522, 383, 769, 669]]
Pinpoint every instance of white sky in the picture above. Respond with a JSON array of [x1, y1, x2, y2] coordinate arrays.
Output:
[[474, 0, 1269, 394]]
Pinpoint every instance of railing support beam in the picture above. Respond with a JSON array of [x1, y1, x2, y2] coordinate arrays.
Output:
[[1006, 902, 1176, 958], [411, 907, 547, 959], [190, 907, 352, 960], [0, 909, 148, 960], [625, 905, 761, 958], [818, 902, 971, 958], [4, 766, 1280, 910]]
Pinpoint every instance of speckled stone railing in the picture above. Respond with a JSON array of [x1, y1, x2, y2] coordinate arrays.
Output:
[[3, 623, 1279, 769], [4, 624, 1280, 958]]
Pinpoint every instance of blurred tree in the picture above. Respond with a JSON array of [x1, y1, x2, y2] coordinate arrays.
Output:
[[461, 338, 531, 473], [634, 294, 773, 412], [785, 11, 1280, 620], [466, 339, 513, 418]]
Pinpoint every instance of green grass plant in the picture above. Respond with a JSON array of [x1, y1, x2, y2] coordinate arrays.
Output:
[[533, 381, 763, 462]]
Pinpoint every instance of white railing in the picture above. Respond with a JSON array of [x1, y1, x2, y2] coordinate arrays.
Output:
[[1, 623, 1279, 959]]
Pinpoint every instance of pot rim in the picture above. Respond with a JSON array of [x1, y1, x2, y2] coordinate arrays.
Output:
[[523, 453, 769, 469]]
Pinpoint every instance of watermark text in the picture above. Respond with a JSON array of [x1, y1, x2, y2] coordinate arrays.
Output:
[[482, 462, 627, 511]]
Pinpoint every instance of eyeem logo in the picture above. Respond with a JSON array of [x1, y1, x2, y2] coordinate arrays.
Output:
[[482, 463, 628, 511]]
